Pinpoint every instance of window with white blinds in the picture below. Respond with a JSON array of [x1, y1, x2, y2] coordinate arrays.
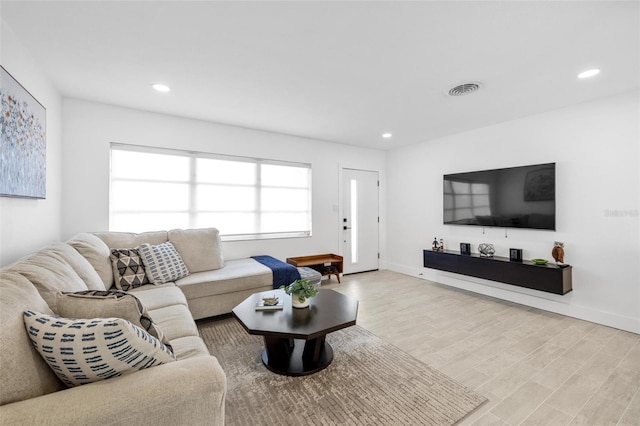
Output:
[[109, 144, 312, 240]]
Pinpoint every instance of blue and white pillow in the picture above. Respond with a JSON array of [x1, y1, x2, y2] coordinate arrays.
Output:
[[138, 242, 189, 284], [23, 310, 176, 387]]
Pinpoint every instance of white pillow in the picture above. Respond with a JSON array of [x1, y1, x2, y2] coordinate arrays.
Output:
[[138, 242, 189, 284], [23, 310, 176, 387]]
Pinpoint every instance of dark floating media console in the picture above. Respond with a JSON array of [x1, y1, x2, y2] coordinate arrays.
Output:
[[423, 250, 572, 295]]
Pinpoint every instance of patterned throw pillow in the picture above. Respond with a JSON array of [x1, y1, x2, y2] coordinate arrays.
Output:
[[138, 242, 189, 284], [56, 290, 172, 352], [23, 310, 176, 387], [110, 248, 149, 291]]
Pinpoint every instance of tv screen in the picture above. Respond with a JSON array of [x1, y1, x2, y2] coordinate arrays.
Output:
[[443, 163, 556, 230]]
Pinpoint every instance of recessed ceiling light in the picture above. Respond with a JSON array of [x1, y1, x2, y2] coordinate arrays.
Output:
[[152, 83, 171, 92], [382, 133, 393, 138], [577, 69, 600, 79]]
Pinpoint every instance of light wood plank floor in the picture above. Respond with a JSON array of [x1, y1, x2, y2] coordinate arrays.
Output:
[[322, 270, 640, 426]]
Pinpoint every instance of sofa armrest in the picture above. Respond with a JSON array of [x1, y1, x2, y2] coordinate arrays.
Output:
[[0, 356, 226, 426]]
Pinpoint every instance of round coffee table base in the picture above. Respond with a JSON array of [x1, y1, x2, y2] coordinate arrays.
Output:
[[262, 339, 334, 376]]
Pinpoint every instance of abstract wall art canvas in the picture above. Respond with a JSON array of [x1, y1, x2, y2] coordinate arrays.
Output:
[[1, 65, 46, 199]]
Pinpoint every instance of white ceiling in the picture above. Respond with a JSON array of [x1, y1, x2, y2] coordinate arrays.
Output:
[[1, 1, 639, 150]]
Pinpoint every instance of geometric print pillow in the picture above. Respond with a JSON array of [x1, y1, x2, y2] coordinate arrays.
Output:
[[56, 290, 173, 353], [23, 310, 176, 387], [138, 242, 189, 284], [110, 248, 149, 291]]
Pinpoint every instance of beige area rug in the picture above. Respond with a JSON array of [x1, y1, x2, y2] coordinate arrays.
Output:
[[197, 317, 487, 425]]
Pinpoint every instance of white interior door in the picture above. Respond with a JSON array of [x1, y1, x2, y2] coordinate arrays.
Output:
[[342, 168, 379, 274]]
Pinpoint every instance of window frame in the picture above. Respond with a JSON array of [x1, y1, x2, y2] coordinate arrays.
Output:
[[109, 143, 312, 241]]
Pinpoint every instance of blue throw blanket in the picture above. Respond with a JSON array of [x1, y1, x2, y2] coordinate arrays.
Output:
[[251, 255, 301, 289]]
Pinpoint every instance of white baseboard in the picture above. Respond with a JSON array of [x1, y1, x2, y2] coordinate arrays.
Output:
[[386, 262, 640, 335]]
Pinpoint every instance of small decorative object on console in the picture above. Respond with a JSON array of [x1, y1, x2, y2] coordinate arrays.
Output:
[[438, 239, 444, 251], [532, 258, 549, 265], [280, 279, 319, 308], [552, 241, 565, 264], [460, 243, 471, 255], [509, 248, 523, 262], [432, 238, 439, 251], [478, 243, 495, 257]]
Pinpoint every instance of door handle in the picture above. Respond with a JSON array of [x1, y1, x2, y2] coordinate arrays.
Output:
[[343, 226, 352, 230]]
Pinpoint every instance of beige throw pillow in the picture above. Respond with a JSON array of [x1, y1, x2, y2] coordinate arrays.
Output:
[[56, 290, 172, 352]]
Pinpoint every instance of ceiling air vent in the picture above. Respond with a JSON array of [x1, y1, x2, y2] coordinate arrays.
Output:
[[448, 82, 482, 97]]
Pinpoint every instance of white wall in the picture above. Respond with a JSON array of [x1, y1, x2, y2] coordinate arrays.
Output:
[[3, 8, 637, 333], [61, 99, 387, 262], [386, 91, 640, 333], [0, 20, 63, 266]]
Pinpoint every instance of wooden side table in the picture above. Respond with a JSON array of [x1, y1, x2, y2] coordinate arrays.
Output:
[[286, 254, 344, 283]]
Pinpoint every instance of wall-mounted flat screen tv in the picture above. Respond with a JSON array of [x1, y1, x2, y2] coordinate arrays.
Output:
[[444, 163, 556, 230]]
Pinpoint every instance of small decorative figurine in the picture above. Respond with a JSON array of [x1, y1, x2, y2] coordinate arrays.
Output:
[[438, 239, 444, 251], [552, 241, 565, 264], [432, 238, 439, 251], [478, 243, 495, 257]]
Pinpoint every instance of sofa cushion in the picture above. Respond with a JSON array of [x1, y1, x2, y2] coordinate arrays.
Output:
[[139, 242, 189, 284], [95, 230, 168, 249], [23, 310, 176, 387], [7, 246, 89, 312], [47, 243, 106, 291], [176, 258, 271, 299], [67, 233, 113, 289], [128, 283, 188, 310], [169, 336, 210, 360], [110, 248, 150, 290], [148, 304, 199, 341], [55, 290, 172, 351], [168, 228, 224, 273], [0, 272, 64, 405]]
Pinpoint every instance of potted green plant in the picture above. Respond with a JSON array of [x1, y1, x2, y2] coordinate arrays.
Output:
[[280, 279, 319, 308]]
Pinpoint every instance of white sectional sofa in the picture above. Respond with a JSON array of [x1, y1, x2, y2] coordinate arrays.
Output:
[[92, 228, 274, 319], [0, 227, 281, 425]]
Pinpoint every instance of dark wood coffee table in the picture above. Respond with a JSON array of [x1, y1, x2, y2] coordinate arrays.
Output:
[[232, 289, 358, 376]]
